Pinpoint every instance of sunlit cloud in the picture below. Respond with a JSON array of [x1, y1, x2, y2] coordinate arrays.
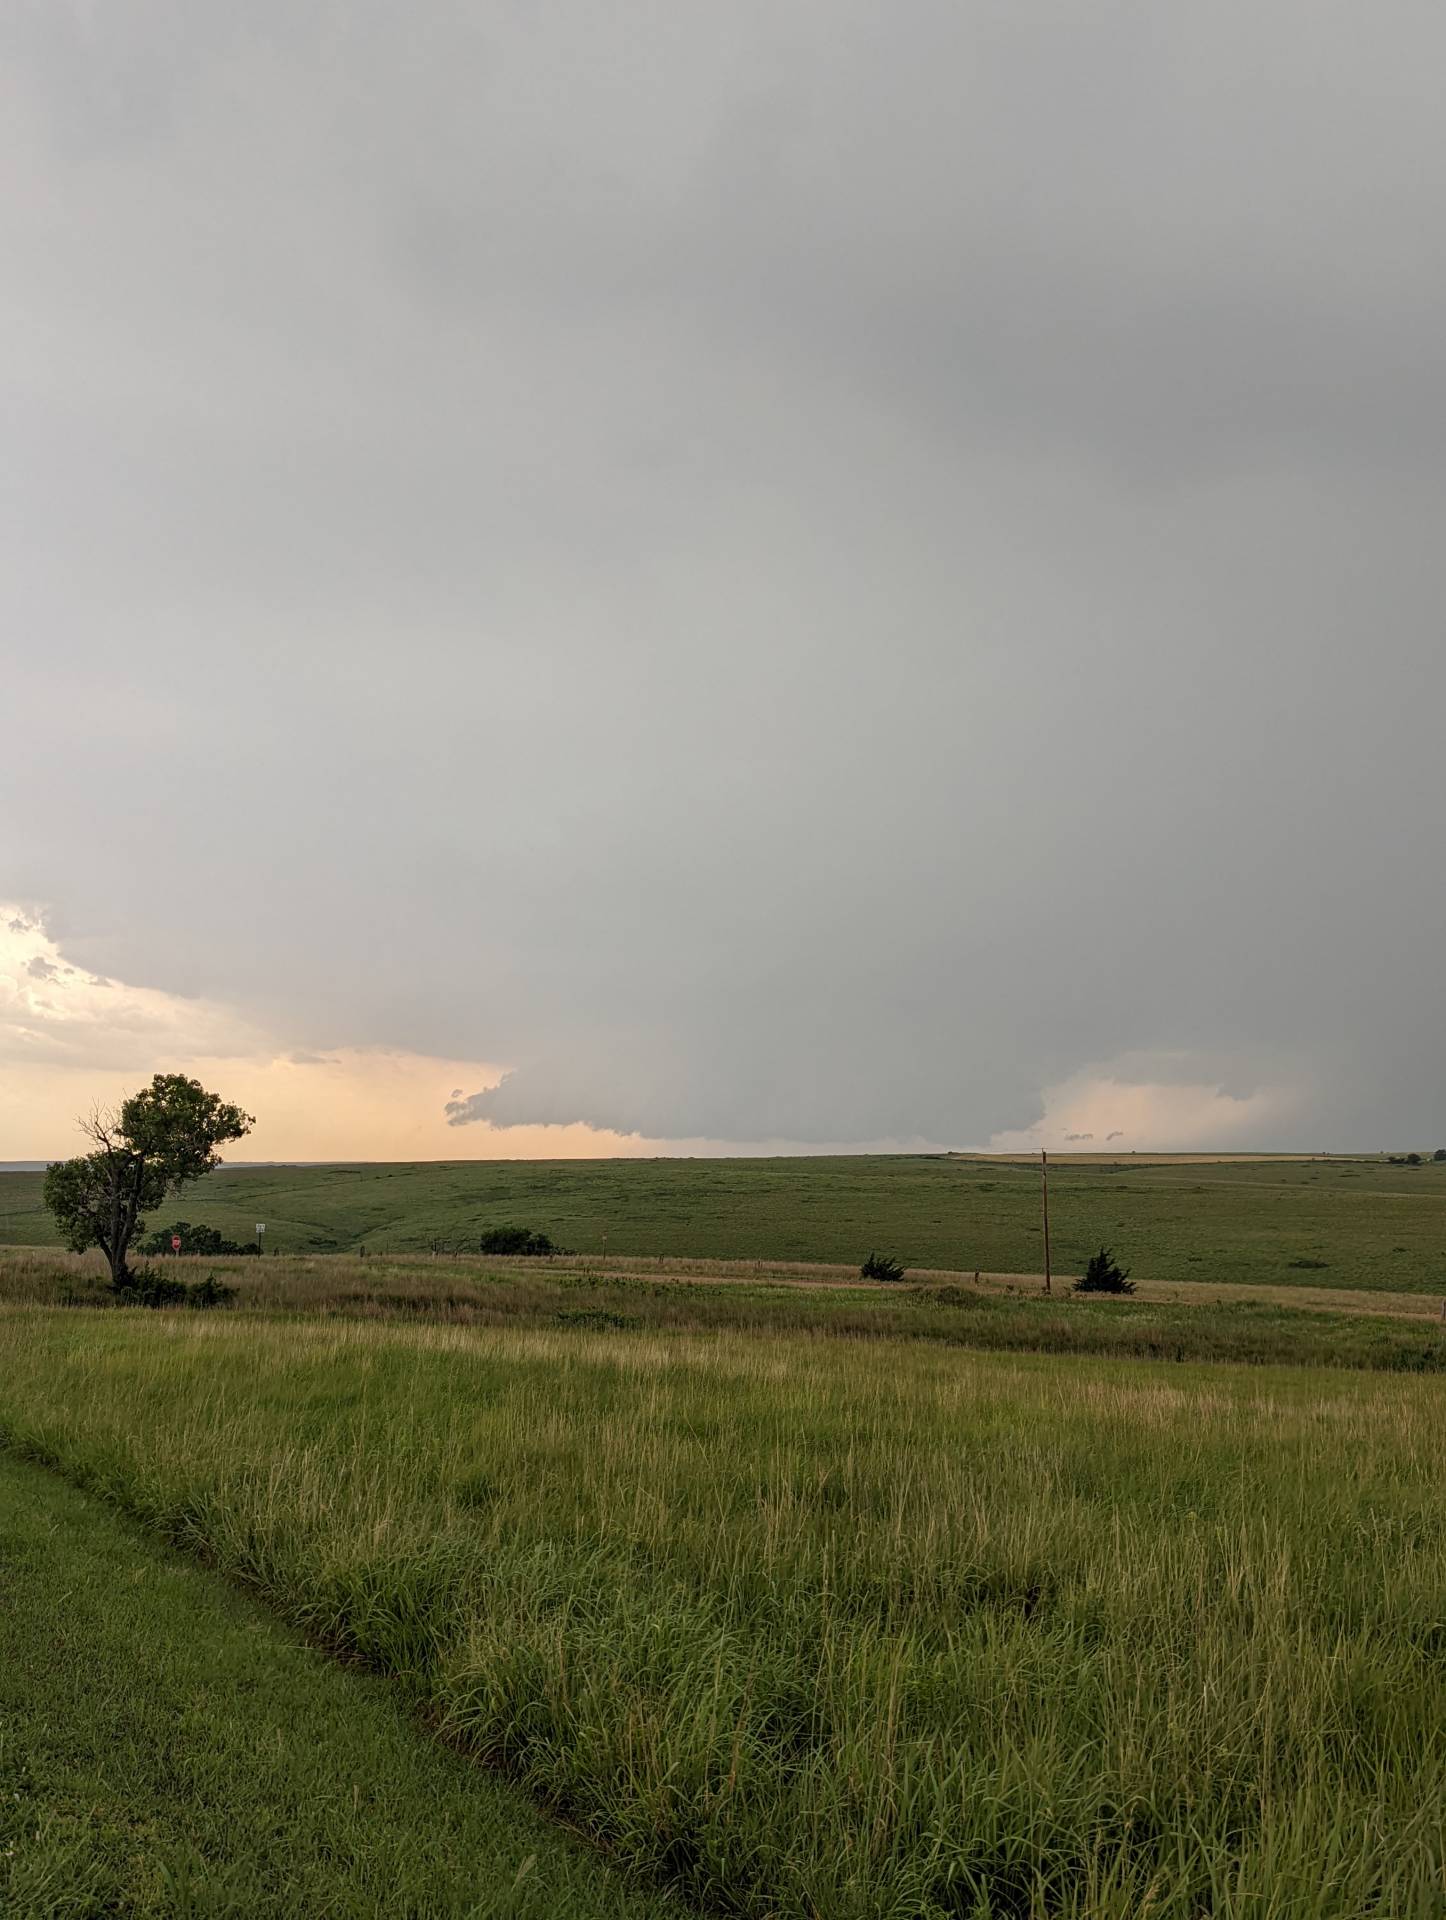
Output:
[[2, 904, 918, 1161], [0, 906, 265, 1069], [0, 906, 674, 1161], [990, 1059, 1303, 1153]]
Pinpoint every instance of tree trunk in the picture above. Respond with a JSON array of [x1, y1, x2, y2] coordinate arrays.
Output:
[[106, 1153, 145, 1291]]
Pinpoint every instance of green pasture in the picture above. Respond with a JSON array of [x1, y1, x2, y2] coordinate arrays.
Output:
[[4, 1153, 1446, 1292]]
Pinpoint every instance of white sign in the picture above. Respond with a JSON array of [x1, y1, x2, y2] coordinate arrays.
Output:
[[255, 1223, 265, 1234]]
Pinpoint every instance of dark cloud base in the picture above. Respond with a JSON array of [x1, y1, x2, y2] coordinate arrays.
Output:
[[2, 3, 1443, 1149]]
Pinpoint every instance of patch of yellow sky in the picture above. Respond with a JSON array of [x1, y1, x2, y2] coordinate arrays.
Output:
[[0, 907, 670, 1161]]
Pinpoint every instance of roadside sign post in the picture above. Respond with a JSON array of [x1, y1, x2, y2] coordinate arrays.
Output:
[[171, 1234, 182, 1254], [1041, 1150, 1052, 1296], [256, 1223, 265, 1255]]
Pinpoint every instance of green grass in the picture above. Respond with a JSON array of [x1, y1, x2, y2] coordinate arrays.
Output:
[[8, 1153, 1446, 1294], [5, 1245, 1445, 1374], [3, 1309, 1444, 1917], [0, 1448, 676, 1920]]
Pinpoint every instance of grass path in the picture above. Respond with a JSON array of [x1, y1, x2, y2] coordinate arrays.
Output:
[[0, 1448, 678, 1920]]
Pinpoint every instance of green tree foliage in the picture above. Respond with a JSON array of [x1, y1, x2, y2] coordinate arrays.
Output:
[[138, 1220, 254, 1257], [1073, 1245, 1135, 1294], [860, 1251, 907, 1283], [477, 1226, 556, 1256], [42, 1075, 253, 1290]]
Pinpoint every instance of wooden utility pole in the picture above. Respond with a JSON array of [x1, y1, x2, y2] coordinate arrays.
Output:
[[1041, 1149, 1052, 1295]]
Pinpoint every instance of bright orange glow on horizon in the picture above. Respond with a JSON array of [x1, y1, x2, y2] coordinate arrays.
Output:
[[0, 909, 675, 1161]]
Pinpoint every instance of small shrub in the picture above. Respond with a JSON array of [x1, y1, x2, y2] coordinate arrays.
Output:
[[860, 1251, 907, 1283], [1289, 1257, 1330, 1271], [1433, 1149, 1446, 1163], [113, 1266, 236, 1310], [113, 1265, 188, 1308], [1406, 1152, 1422, 1166], [189, 1273, 238, 1309], [478, 1226, 556, 1257], [1073, 1247, 1135, 1295]]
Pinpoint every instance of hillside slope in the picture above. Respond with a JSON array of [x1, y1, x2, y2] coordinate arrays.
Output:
[[4, 1153, 1443, 1294]]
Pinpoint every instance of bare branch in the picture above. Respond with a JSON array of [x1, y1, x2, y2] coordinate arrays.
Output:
[[79, 1100, 123, 1153]]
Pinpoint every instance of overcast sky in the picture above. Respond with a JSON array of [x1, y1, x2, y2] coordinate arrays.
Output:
[[3, 1, 1444, 1158]]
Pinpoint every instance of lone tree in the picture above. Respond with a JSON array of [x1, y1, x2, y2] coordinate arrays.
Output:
[[1073, 1246, 1135, 1295], [43, 1074, 253, 1291]]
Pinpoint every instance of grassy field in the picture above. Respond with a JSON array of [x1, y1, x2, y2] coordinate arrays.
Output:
[[0, 1450, 674, 1920], [5, 1152, 1446, 1294], [5, 1245, 1446, 1374], [2, 1308, 1443, 1917]]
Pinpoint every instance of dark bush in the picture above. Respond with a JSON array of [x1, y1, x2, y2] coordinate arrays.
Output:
[[1434, 1149, 1446, 1163], [114, 1264, 188, 1307], [478, 1226, 556, 1256], [1406, 1152, 1422, 1166], [113, 1265, 236, 1309], [860, 1251, 907, 1283], [189, 1273, 238, 1309], [1073, 1247, 1135, 1295]]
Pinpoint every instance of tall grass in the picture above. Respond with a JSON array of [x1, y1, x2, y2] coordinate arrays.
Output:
[[4, 1247, 1443, 1373], [2, 1309, 1443, 1916]]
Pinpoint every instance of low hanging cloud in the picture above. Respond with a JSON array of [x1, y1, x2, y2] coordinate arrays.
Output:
[[990, 1060, 1304, 1155], [447, 1073, 559, 1130], [0, 907, 661, 1161]]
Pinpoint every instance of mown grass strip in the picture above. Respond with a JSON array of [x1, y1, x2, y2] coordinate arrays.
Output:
[[0, 1448, 678, 1920]]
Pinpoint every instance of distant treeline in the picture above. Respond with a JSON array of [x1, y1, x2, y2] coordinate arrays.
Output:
[[144, 1220, 564, 1259]]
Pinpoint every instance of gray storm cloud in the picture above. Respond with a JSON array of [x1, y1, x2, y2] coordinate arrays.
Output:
[[2, 1, 1443, 1150]]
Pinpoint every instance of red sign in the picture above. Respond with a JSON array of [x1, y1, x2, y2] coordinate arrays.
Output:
[[171, 1235, 182, 1253]]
